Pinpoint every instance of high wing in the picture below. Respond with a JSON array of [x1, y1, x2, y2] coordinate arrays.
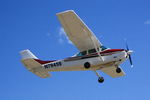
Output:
[[57, 10, 102, 52], [101, 66, 125, 78]]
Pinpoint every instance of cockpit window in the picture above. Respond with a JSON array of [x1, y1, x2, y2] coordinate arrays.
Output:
[[101, 45, 107, 51], [88, 48, 96, 54], [76, 46, 107, 56], [87, 46, 107, 54], [76, 51, 87, 56], [81, 51, 87, 55], [76, 53, 82, 56]]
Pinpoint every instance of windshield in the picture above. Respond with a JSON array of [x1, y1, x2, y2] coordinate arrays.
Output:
[[101, 45, 107, 51]]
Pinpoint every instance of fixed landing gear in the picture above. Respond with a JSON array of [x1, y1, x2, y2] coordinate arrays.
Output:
[[94, 70, 104, 83], [116, 67, 121, 73], [98, 77, 104, 83]]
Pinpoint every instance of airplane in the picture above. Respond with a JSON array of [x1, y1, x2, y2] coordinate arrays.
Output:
[[20, 10, 133, 83]]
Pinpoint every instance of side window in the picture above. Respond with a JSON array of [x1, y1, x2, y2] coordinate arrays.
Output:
[[88, 49, 96, 54], [76, 51, 87, 56], [81, 51, 87, 55], [77, 52, 82, 56]]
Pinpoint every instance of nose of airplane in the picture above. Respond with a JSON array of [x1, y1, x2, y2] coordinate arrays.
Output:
[[125, 50, 133, 67], [127, 50, 133, 55]]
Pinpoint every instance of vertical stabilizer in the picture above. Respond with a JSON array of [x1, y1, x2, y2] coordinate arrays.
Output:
[[20, 49, 38, 60]]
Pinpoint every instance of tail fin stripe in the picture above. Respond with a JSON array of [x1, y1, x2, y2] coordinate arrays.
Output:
[[34, 59, 56, 64]]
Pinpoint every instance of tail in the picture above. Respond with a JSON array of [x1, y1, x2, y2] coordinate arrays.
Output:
[[20, 49, 38, 60], [20, 49, 51, 78]]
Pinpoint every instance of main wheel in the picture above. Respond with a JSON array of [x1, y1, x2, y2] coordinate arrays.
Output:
[[84, 62, 90, 69], [116, 68, 121, 73], [98, 77, 104, 83]]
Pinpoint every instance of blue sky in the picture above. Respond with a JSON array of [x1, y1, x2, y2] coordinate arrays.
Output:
[[0, 0, 150, 100]]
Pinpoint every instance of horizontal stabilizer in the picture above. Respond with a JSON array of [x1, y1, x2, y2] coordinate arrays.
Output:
[[21, 58, 51, 78], [20, 50, 51, 78]]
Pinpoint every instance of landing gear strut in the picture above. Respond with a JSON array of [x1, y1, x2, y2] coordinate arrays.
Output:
[[94, 71, 104, 83]]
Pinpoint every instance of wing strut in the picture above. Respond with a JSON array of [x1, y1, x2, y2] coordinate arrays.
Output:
[[91, 36, 104, 61], [83, 28, 103, 61]]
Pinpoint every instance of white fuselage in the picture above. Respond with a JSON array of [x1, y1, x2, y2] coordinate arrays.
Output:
[[42, 50, 128, 72]]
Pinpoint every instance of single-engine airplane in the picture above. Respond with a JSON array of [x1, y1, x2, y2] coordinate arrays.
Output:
[[20, 10, 133, 83]]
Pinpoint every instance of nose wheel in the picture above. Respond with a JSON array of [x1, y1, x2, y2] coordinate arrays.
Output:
[[94, 70, 104, 83]]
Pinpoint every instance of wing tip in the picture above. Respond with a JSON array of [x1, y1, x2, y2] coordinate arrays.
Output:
[[56, 10, 75, 16]]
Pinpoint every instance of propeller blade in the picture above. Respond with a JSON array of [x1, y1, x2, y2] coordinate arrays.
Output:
[[128, 54, 133, 67], [125, 41, 129, 51], [125, 39, 133, 68]]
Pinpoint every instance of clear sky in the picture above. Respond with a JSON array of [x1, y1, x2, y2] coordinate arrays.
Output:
[[0, 0, 150, 100]]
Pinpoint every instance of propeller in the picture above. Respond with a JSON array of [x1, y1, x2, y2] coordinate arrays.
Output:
[[125, 41, 133, 68]]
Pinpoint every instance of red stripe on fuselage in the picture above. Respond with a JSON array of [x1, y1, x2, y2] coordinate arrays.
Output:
[[100, 49, 124, 54], [34, 59, 56, 64]]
